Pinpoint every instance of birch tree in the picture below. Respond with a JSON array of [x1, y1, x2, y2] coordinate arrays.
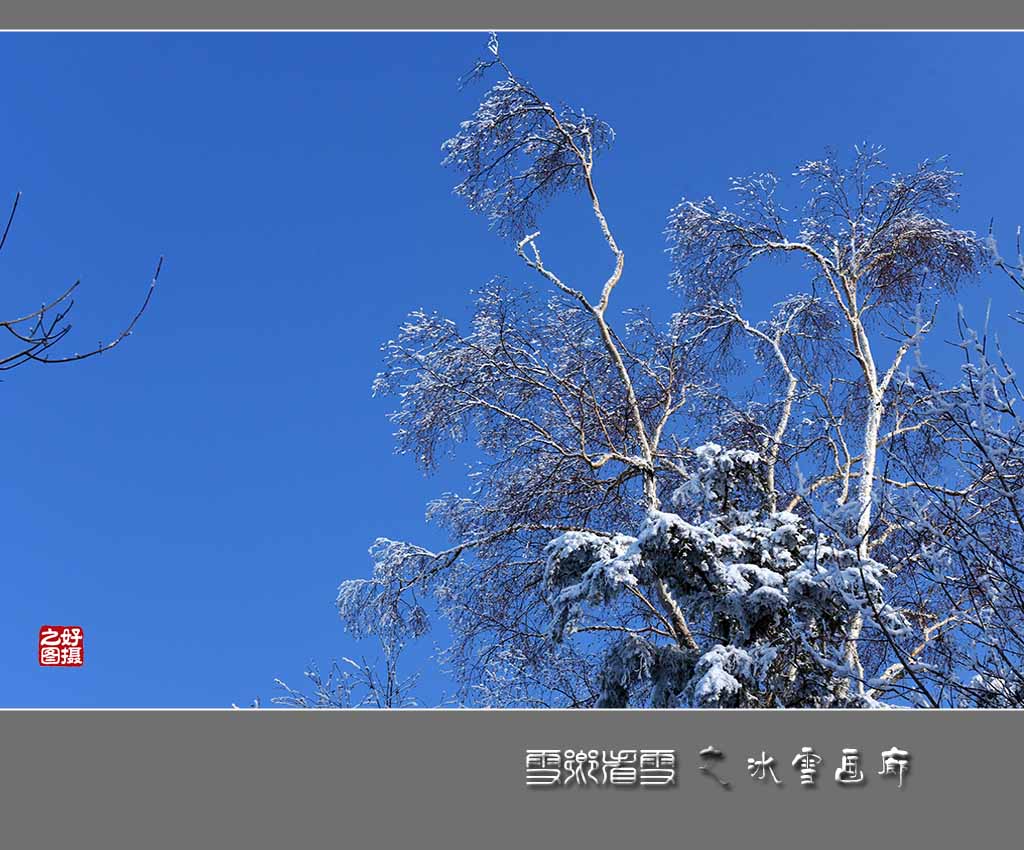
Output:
[[666, 146, 987, 704], [874, 232, 1024, 707], [329, 38, 1016, 707]]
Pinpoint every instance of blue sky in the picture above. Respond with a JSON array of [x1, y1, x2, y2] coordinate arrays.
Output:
[[0, 32, 1021, 706]]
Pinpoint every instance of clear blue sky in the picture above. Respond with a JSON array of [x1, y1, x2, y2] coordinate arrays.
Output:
[[1, 32, 1021, 707]]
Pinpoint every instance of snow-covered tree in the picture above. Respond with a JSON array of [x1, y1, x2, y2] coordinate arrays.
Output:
[[273, 628, 421, 708], [877, 247, 1024, 707], [328, 38, 1022, 707]]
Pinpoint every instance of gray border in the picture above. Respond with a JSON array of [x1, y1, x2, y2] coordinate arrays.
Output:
[[1, 18, 1018, 846], [0, 1, 1021, 29], [0, 709, 1015, 846]]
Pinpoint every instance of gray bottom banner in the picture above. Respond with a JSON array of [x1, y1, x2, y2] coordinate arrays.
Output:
[[0, 709, 1014, 847]]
